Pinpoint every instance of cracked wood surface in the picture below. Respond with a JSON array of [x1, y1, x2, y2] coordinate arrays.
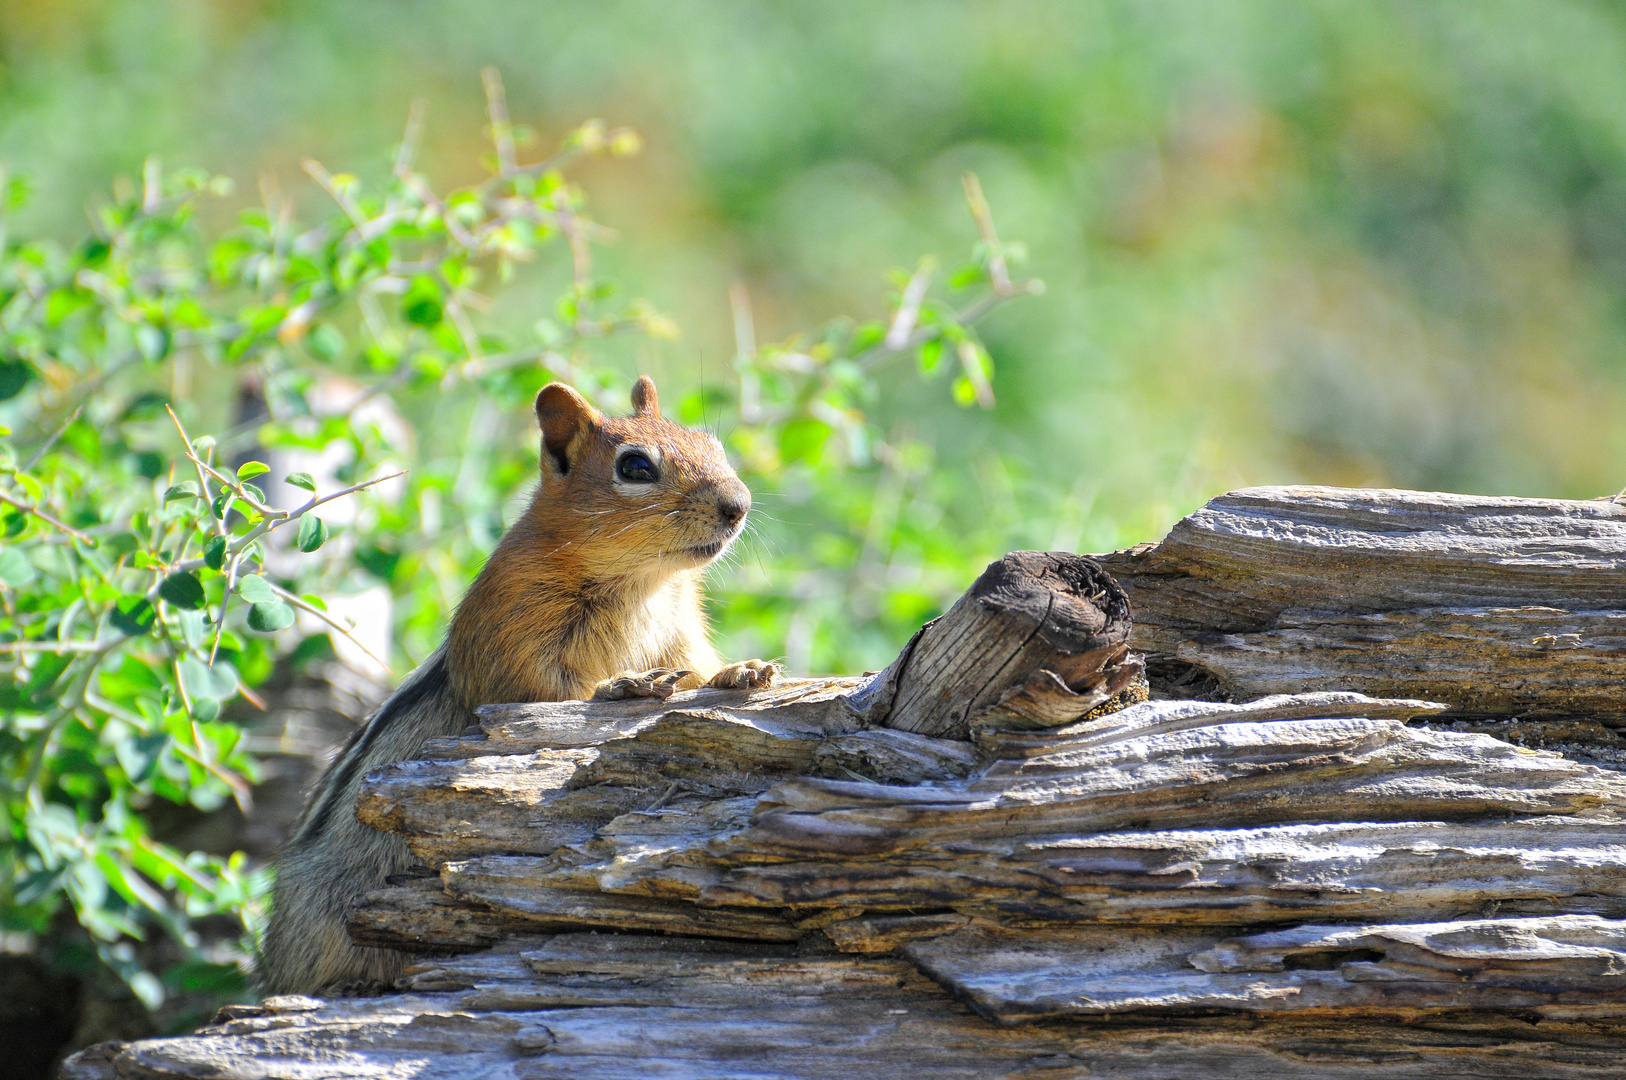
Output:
[[1096, 485, 1626, 717]]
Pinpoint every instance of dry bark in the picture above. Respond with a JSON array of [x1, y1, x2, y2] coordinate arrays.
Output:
[[867, 551, 1143, 738], [1097, 485, 1626, 717], [67, 489, 1626, 1079]]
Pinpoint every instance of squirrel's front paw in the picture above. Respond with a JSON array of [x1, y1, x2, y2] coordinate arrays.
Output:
[[706, 659, 781, 691], [592, 668, 703, 701]]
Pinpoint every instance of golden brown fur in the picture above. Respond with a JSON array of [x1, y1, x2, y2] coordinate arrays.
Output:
[[260, 376, 775, 996], [447, 378, 746, 705]]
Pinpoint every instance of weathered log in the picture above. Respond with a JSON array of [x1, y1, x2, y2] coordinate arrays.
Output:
[[67, 487, 1626, 1079], [1097, 486, 1626, 717], [860, 550, 1143, 738]]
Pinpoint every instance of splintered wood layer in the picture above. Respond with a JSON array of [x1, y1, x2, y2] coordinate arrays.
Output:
[[344, 689, 1626, 988], [1095, 486, 1626, 715], [905, 916, 1626, 1023], [67, 935, 1626, 1080]]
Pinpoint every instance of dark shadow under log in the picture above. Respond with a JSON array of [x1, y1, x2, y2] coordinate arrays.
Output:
[[864, 551, 1143, 739]]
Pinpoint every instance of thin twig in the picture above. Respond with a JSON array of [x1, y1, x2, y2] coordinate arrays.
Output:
[[472, 145, 584, 198], [730, 281, 763, 424], [23, 406, 83, 471], [0, 488, 94, 544], [0, 640, 109, 654], [395, 99, 427, 175], [141, 157, 163, 215], [482, 68, 517, 178], [395, 165, 480, 249], [302, 159, 369, 233], [962, 172, 1013, 295], [956, 339, 996, 409], [166, 406, 278, 518], [265, 580, 393, 675], [885, 257, 936, 350]]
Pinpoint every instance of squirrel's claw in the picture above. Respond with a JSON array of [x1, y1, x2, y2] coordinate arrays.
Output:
[[707, 659, 781, 691], [592, 668, 702, 701]]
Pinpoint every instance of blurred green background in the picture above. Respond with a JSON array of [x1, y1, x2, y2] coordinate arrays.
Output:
[[6, 0, 1626, 1056], [8, 0, 1625, 534]]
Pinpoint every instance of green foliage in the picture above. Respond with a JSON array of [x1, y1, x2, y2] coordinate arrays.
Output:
[[0, 75, 1036, 1008]]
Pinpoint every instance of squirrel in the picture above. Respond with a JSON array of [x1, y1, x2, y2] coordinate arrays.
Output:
[[258, 376, 779, 996]]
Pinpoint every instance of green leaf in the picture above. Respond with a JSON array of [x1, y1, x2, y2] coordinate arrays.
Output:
[[163, 481, 201, 502], [179, 657, 238, 701], [296, 515, 329, 552], [115, 732, 169, 784], [235, 461, 270, 481], [778, 419, 833, 465], [0, 547, 35, 587], [917, 337, 945, 376], [848, 321, 886, 354], [283, 472, 317, 492], [402, 276, 444, 327], [110, 595, 156, 637], [235, 574, 277, 604], [203, 535, 227, 571], [246, 600, 294, 633], [0, 358, 35, 402], [158, 571, 206, 610]]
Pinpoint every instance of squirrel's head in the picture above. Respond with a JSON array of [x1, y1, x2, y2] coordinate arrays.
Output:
[[531, 376, 750, 577]]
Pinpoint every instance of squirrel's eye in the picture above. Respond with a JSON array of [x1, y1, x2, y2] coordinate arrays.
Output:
[[616, 452, 659, 484]]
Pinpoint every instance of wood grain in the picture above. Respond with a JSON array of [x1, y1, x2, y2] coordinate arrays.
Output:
[[1097, 486, 1626, 717]]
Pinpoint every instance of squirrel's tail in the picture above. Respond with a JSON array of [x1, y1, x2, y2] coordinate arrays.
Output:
[[258, 649, 466, 996]]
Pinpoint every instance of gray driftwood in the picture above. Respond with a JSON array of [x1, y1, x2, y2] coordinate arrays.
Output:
[[1097, 485, 1626, 718], [65, 491, 1626, 1079]]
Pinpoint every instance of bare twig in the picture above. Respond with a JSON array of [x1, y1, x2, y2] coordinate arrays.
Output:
[[141, 157, 163, 215], [395, 165, 480, 249], [885, 257, 936, 350], [0, 488, 94, 544], [293, 469, 406, 518], [962, 172, 1013, 296], [0, 640, 109, 654], [265, 580, 393, 675], [23, 406, 83, 471], [445, 298, 485, 359], [302, 159, 370, 234], [730, 280, 762, 423], [395, 99, 427, 175], [482, 67, 517, 178], [166, 406, 278, 519], [956, 339, 996, 409]]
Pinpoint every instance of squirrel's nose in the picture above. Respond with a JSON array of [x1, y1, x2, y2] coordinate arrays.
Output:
[[716, 482, 751, 529]]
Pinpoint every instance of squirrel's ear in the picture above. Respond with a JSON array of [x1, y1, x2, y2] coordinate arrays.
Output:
[[535, 383, 602, 477], [630, 375, 660, 419]]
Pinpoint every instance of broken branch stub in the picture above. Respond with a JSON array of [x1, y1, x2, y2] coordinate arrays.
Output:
[[872, 551, 1142, 739]]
